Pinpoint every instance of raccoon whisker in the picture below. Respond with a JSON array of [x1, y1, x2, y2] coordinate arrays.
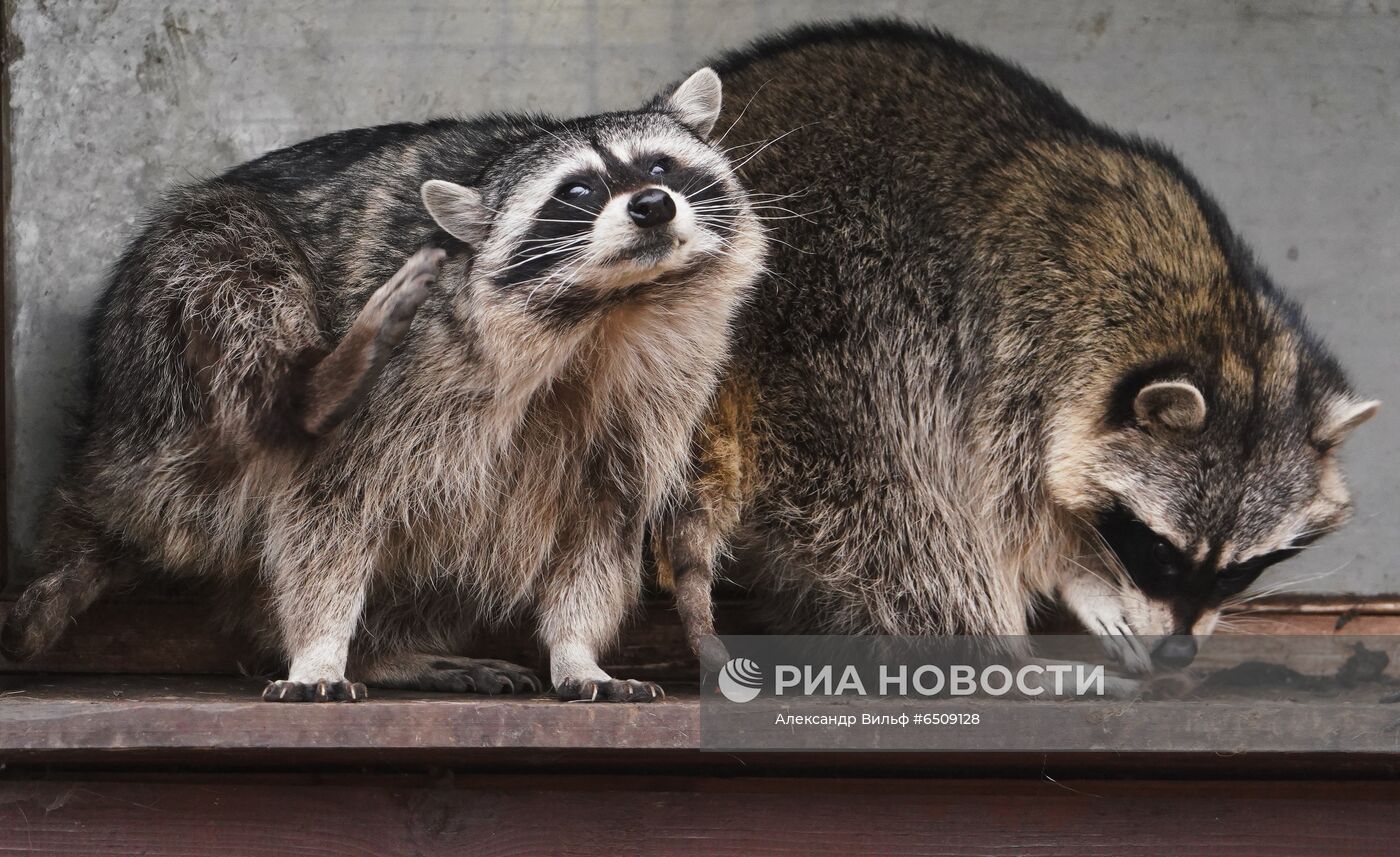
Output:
[[1231, 562, 1352, 605], [697, 207, 826, 224], [543, 248, 595, 285], [691, 192, 812, 208], [692, 202, 817, 219], [516, 234, 594, 253], [546, 195, 603, 220], [536, 263, 592, 313], [496, 243, 590, 275], [724, 188, 817, 205], [525, 118, 574, 148], [687, 190, 813, 214], [1062, 552, 1141, 601], [511, 244, 590, 264], [732, 231, 813, 256], [518, 231, 593, 247], [524, 247, 599, 309], [750, 203, 831, 220], [1064, 512, 1137, 588], [697, 201, 822, 215], [745, 187, 816, 200], [726, 124, 817, 172], [717, 137, 769, 154], [687, 124, 817, 201], [521, 276, 560, 312], [518, 264, 566, 310], [521, 217, 596, 226], [711, 75, 777, 149], [1280, 526, 1336, 549], [1212, 613, 1296, 634], [502, 238, 591, 262]]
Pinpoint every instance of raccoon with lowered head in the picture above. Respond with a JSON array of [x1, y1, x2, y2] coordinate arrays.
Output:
[[657, 22, 1377, 674], [2, 68, 765, 701]]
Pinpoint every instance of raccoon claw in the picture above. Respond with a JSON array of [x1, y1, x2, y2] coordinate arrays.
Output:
[[262, 679, 368, 703], [556, 678, 665, 703]]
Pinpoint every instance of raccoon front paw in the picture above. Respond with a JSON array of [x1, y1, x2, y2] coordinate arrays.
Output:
[[556, 678, 665, 703], [1095, 626, 1153, 676], [262, 679, 368, 703]]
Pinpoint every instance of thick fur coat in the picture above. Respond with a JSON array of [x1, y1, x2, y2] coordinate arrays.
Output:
[[658, 21, 1376, 673], [4, 70, 766, 701]]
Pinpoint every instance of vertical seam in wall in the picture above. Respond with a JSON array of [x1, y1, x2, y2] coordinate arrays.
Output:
[[584, 0, 599, 113], [0, 0, 18, 590], [670, 0, 686, 73], [495, 0, 511, 113]]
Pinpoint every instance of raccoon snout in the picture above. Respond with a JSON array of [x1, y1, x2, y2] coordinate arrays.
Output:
[[627, 188, 676, 228], [1151, 634, 1198, 669]]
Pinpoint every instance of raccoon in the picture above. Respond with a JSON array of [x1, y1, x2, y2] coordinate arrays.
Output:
[[655, 21, 1377, 674], [1, 68, 766, 702]]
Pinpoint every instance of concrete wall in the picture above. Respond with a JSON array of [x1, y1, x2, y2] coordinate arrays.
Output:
[[5, 0, 1398, 593]]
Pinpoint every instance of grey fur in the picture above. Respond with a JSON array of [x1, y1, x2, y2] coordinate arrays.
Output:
[[656, 21, 1376, 673], [2, 69, 766, 702]]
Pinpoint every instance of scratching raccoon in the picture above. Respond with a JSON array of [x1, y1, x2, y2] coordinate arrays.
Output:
[[2, 69, 765, 702], [656, 22, 1377, 673]]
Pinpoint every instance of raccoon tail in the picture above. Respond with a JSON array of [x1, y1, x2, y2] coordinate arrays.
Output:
[[0, 498, 117, 662]]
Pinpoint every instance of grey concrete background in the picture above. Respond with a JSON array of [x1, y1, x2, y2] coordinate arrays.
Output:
[[5, 0, 1398, 593]]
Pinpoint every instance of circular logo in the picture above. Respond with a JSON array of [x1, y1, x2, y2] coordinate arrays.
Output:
[[717, 657, 763, 703]]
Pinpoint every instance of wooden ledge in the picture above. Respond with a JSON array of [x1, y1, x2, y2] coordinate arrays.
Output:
[[1, 673, 1398, 777]]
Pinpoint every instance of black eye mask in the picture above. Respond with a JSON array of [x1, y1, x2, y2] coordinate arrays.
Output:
[[1216, 531, 1323, 598], [1095, 505, 1192, 599], [1096, 504, 1310, 602]]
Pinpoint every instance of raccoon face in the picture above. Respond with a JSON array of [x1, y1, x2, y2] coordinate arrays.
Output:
[[419, 68, 760, 325], [1050, 352, 1377, 664]]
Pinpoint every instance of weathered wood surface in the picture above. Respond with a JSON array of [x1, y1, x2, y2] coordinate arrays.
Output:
[[0, 674, 1397, 767], [0, 776, 1396, 856]]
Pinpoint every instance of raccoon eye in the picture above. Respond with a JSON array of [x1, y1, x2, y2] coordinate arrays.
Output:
[[1151, 541, 1174, 570], [649, 157, 672, 177], [1218, 548, 1302, 595], [1216, 564, 1262, 597], [559, 182, 593, 199]]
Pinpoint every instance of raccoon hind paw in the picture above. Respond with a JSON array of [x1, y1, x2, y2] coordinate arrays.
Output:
[[411, 658, 541, 695], [362, 655, 541, 695], [1, 582, 81, 662]]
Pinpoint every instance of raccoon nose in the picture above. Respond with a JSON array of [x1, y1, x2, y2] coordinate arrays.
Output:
[[627, 188, 676, 228], [1151, 634, 1198, 669]]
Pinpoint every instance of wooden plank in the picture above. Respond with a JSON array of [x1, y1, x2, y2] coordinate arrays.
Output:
[[0, 776, 1396, 856], [0, 674, 1397, 764]]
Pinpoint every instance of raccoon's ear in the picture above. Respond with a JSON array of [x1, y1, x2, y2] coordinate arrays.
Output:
[[666, 67, 723, 138], [1134, 381, 1207, 434], [421, 180, 490, 245], [1315, 397, 1380, 448]]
